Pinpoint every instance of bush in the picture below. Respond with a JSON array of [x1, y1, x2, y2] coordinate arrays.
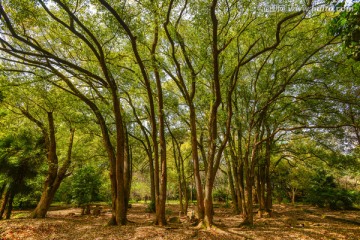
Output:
[[71, 166, 102, 206], [304, 171, 358, 210], [213, 189, 228, 202], [145, 201, 156, 213]]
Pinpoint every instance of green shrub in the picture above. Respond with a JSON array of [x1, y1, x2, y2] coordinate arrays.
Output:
[[213, 189, 228, 202], [71, 166, 102, 206], [145, 201, 156, 213], [304, 171, 358, 210]]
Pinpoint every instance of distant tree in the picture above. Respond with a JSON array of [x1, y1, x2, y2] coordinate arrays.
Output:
[[71, 166, 102, 207]]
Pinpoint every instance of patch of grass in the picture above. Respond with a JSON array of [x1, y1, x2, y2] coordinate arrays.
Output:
[[12, 212, 30, 219]]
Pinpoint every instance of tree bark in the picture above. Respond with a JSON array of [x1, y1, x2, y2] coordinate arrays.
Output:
[[0, 187, 9, 219]]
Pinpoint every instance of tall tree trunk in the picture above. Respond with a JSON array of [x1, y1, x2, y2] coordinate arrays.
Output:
[[265, 129, 273, 215], [112, 89, 127, 225], [189, 105, 204, 219], [151, 12, 167, 226], [149, 156, 156, 207], [181, 157, 189, 214], [260, 164, 266, 217], [225, 152, 239, 214], [124, 126, 132, 210], [238, 162, 247, 215]]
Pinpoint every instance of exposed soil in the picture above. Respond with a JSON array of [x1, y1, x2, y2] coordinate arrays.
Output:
[[0, 203, 359, 239]]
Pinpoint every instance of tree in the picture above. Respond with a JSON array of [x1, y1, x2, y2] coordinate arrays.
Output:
[[0, 130, 42, 219], [0, 0, 130, 225], [71, 166, 102, 209]]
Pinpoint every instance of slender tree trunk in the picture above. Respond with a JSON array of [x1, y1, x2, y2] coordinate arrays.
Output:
[[189, 105, 204, 219], [238, 162, 247, 216], [264, 129, 273, 215], [0, 187, 9, 219], [225, 153, 239, 213], [124, 126, 132, 210], [257, 160, 266, 217], [179, 143, 189, 214], [181, 173, 189, 214], [256, 167, 262, 217], [5, 191, 14, 219], [260, 166, 266, 217], [172, 137, 184, 213], [149, 156, 156, 207]]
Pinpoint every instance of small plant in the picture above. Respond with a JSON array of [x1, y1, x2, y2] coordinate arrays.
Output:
[[223, 201, 231, 209], [145, 201, 156, 213]]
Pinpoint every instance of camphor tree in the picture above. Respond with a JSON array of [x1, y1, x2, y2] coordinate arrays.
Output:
[[0, 76, 77, 218]]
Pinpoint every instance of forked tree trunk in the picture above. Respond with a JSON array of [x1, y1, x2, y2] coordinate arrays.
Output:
[[26, 112, 75, 219]]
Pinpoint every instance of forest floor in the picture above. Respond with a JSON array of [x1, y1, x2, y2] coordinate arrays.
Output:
[[0, 203, 359, 240]]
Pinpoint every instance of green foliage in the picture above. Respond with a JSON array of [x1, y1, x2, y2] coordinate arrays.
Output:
[[213, 188, 228, 202], [329, 2, 360, 60], [145, 201, 156, 213], [53, 178, 73, 204], [305, 170, 358, 210], [0, 130, 43, 194], [70, 166, 102, 206]]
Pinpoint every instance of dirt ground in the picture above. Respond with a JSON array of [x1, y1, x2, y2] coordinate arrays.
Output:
[[0, 203, 359, 240]]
